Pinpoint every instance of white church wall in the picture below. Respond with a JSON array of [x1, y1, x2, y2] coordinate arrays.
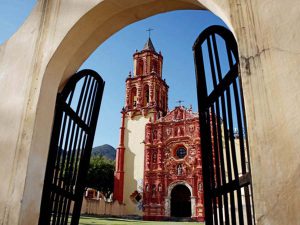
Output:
[[123, 113, 154, 215]]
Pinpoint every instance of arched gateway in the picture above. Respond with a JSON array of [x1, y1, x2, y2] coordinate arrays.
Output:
[[1, 1, 299, 225]]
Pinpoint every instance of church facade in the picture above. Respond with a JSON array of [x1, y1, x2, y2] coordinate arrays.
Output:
[[114, 38, 204, 221]]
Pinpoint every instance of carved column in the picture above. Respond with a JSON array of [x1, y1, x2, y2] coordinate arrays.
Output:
[[114, 109, 126, 203], [146, 147, 150, 171], [125, 80, 131, 109], [196, 144, 201, 169], [137, 79, 142, 107], [165, 197, 170, 216], [158, 147, 162, 170], [149, 82, 154, 106], [191, 196, 196, 217], [157, 125, 162, 143], [145, 125, 151, 144]]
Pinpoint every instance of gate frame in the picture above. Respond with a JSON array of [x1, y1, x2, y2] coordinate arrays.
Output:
[[193, 25, 255, 225], [38, 69, 105, 225]]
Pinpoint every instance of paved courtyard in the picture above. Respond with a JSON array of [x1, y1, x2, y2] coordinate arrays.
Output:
[[79, 216, 203, 225]]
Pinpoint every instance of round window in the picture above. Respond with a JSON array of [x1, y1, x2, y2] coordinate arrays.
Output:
[[176, 147, 187, 159]]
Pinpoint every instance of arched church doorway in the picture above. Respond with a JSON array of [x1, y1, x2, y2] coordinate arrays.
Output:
[[171, 184, 192, 217]]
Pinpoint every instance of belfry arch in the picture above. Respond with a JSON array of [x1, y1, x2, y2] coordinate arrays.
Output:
[[0, 0, 299, 225]]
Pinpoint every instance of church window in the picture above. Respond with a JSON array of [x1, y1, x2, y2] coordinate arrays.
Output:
[[144, 85, 149, 106], [137, 59, 144, 75], [152, 60, 158, 73], [131, 87, 137, 107], [135, 193, 142, 202], [130, 190, 142, 203], [156, 89, 160, 107], [162, 94, 165, 111], [176, 147, 187, 159]]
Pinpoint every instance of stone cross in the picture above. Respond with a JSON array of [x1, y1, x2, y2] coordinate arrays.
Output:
[[146, 28, 154, 38]]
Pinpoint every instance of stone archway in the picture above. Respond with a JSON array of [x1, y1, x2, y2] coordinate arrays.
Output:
[[21, 1, 230, 225], [1, 0, 299, 225], [170, 184, 192, 217], [166, 181, 195, 218]]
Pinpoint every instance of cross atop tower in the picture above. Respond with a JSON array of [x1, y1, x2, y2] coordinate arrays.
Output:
[[146, 28, 154, 38], [176, 100, 184, 106]]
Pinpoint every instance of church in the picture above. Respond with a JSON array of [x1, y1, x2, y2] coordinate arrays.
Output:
[[113, 37, 204, 221]]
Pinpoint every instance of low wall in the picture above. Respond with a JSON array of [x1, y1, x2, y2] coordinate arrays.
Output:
[[81, 198, 125, 216]]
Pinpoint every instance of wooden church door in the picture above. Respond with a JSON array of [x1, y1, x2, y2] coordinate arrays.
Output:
[[38, 69, 105, 225], [193, 26, 255, 225]]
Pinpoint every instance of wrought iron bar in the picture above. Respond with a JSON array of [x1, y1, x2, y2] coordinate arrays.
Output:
[[193, 25, 255, 225], [39, 70, 105, 225]]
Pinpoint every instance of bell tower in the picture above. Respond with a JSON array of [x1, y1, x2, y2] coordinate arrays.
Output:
[[125, 37, 168, 117], [114, 37, 168, 215]]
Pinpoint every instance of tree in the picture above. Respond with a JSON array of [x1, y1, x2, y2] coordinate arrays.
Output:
[[85, 155, 115, 199]]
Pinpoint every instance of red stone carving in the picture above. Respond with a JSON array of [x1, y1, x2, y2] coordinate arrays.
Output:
[[143, 106, 204, 221], [123, 42, 168, 117]]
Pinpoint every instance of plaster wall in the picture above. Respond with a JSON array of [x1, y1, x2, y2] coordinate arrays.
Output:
[[0, 0, 299, 225], [123, 114, 153, 215], [233, 1, 300, 224], [81, 198, 125, 216]]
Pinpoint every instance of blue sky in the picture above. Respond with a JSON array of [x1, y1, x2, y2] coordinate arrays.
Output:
[[0, 1, 227, 148]]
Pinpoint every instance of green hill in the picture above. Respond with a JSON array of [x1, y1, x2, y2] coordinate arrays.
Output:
[[92, 144, 116, 160]]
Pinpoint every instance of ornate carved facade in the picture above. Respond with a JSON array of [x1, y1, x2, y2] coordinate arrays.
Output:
[[143, 106, 204, 221], [114, 38, 204, 221]]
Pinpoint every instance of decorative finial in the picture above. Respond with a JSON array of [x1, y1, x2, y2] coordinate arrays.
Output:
[[176, 100, 184, 106], [146, 28, 154, 38]]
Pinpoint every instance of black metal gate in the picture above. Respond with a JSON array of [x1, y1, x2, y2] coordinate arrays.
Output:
[[39, 69, 105, 225], [193, 26, 255, 225]]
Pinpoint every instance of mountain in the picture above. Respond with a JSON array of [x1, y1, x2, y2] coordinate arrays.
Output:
[[91, 144, 116, 160]]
